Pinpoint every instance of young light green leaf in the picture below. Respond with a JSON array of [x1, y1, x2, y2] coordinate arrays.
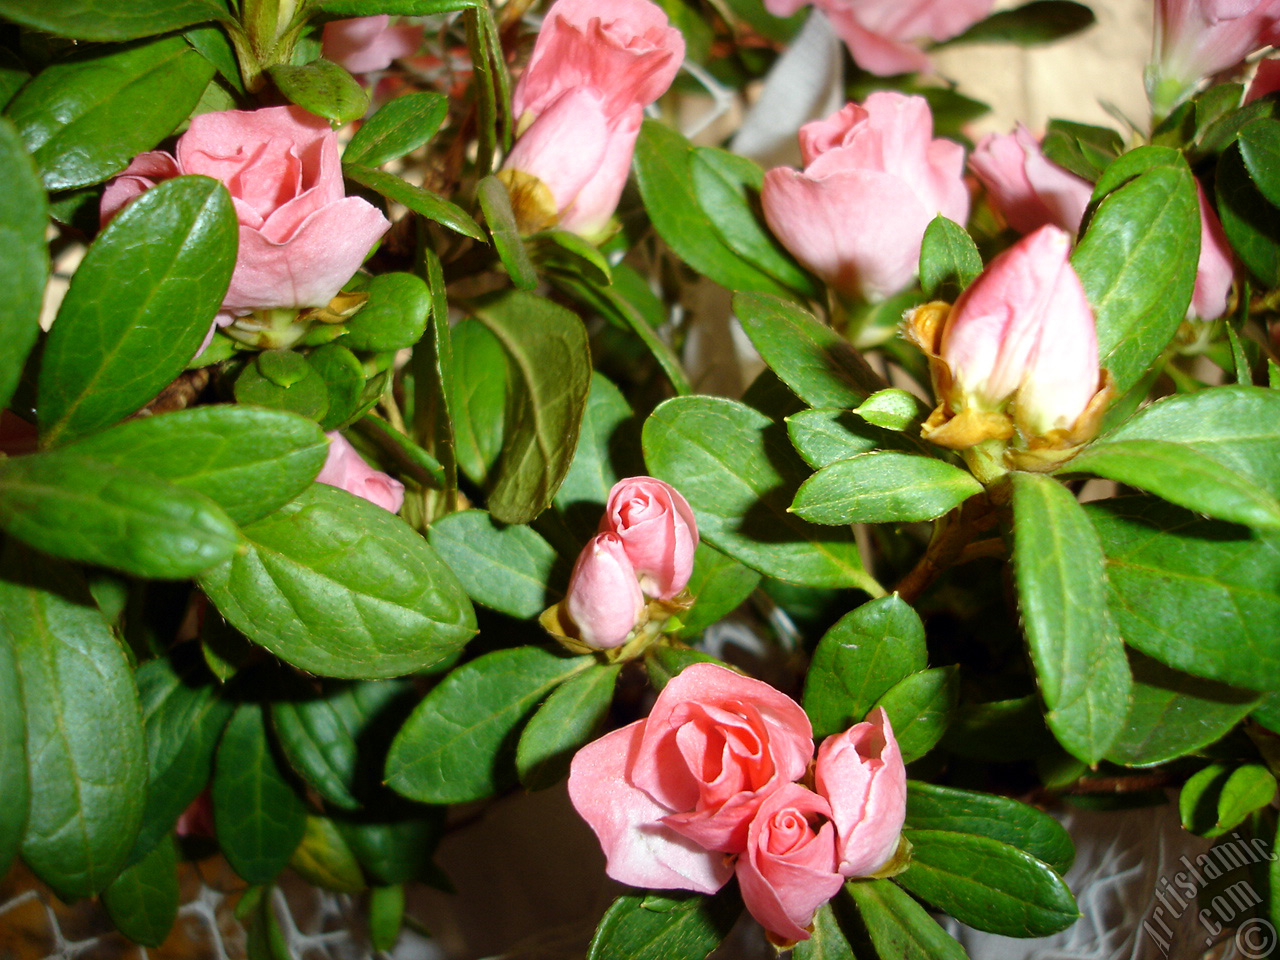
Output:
[[476, 175, 538, 290], [0, 118, 47, 413], [344, 91, 449, 167], [792, 451, 982, 525], [873, 666, 958, 763], [855, 389, 928, 432], [343, 162, 485, 240], [385, 646, 593, 803], [39, 175, 237, 446], [845, 879, 969, 960], [427, 510, 564, 618], [919, 215, 983, 300], [269, 59, 369, 124], [102, 834, 179, 947], [517, 662, 621, 790], [643, 396, 876, 590], [199, 484, 477, 679], [7, 36, 214, 189], [0, 0, 224, 40], [369, 883, 406, 952], [586, 890, 742, 960]]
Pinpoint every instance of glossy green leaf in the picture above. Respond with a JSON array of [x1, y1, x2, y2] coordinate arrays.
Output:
[[873, 666, 958, 764], [472, 291, 592, 524], [269, 59, 369, 124], [213, 704, 308, 885], [845, 879, 969, 960], [103, 834, 179, 947], [1238, 118, 1280, 207], [0, 118, 47, 412], [1087, 497, 1280, 690], [59, 405, 328, 525], [1012, 472, 1131, 763], [0, 447, 240, 579], [896, 830, 1079, 937], [343, 272, 432, 352], [0, 547, 145, 899], [416, 246, 458, 499], [385, 646, 592, 804], [0, 625, 27, 876], [0, 0, 223, 40], [39, 175, 237, 445], [793, 901, 856, 960], [448, 318, 507, 487], [855, 390, 928, 432], [517, 662, 621, 790], [587, 890, 741, 960], [786, 408, 914, 469], [335, 809, 446, 886], [1183, 763, 1277, 839], [676, 542, 762, 639], [199, 484, 477, 679], [427, 510, 562, 618], [733, 293, 883, 410], [553, 373, 642, 537], [1071, 153, 1199, 393], [634, 119, 792, 296], [1041, 119, 1122, 182], [1217, 143, 1280, 287], [804, 596, 927, 739], [235, 350, 330, 422], [344, 91, 448, 167], [290, 815, 366, 893], [476, 174, 537, 290], [184, 23, 244, 93], [7, 36, 214, 189], [944, 0, 1094, 46], [343, 162, 485, 240], [919, 215, 982, 300], [905, 782, 1075, 875], [308, 343, 368, 430], [643, 396, 876, 590], [793, 452, 982, 525], [1106, 651, 1259, 767]]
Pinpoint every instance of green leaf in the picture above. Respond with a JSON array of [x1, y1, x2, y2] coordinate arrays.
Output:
[[633, 119, 793, 297], [733, 292, 884, 409], [856, 389, 928, 433], [644, 645, 730, 691], [0, 447, 240, 579], [804, 596, 927, 739], [1183, 763, 1277, 838], [1217, 143, 1280, 287], [873, 666, 958, 764], [905, 782, 1074, 875], [517, 662, 621, 790], [185, 23, 245, 94], [448, 318, 507, 487], [199, 484, 477, 679], [896, 830, 1079, 937], [309, 343, 369, 430], [269, 59, 368, 124], [385, 645, 592, 803], [689, 147, 820, 298], [553, 373, 641, 536], [472, 291, 592, 524], [343, 271, 432, 352], [1238, 118, 1280, 209], [643, 396, 876, 590], [1106, 651, 1259, 767], [1040, 119, 1123, 182], [214, 704, 308, 885], [315, 0, 482, 12], [1087, 496, 1280, 690], [1012, 472, 1132, 763], [845, 879, 969, 960], [1071, 151, 1200, 394], [102, 834, 179, 947], [290, 814, 366, 893], [676, 541, 762, 639], [38, 175, 237, 445], [235, 349, 330, 422], [476, 175, 537, 290], [272, 679, 413, 811], [6, 36, 214, 190], [786, 408, 913, 469], [919, 215, 982, 300], [587, 890, 741, 960], [0, 547, 146, 899], [369, 884, 405, 952], [427, 510, 562, 619], [0, 626, 26, 877], [0, 0, 223, 40], [793, 452, 982, 525], [0, 118, 47, 413], [793, 901, 856, 960], [343, 162, 485, 240], [344, 91, 448, 167], [58, 405, 328, 526], [335, 809, 446, 886], [943, 1, 1094, 46]]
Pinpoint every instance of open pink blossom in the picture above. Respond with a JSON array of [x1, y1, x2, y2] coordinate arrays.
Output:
[[763, 0, 993, 75], [601, 476, 698, 599], [316, 432, 405, 513], [322, 15, 424, 74], [565, 532, 645, 648], [568, 664, 814, 892], [735, 783, 844, 943], [1150, 0, 1280, 112], [762, 93, 968, 302], [969, 125, 1093, 236], [1246, 56, 1280, 98], [101, 105, 390, 316]]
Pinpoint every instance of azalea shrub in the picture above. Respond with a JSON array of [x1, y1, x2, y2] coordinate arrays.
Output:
[[0, 0, 1279, 955]]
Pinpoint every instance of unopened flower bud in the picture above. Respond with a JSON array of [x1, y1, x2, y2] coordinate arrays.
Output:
[[316, 432, 405, 513], [565, 532, 645, 649], [601, 476, 698, 599]]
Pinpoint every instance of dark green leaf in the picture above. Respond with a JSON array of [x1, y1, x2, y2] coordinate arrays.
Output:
[[1041, 119, 1123, 182], [1012, 472, 1131, 763], [643, 396, 876, 590], [269, 59, 368, 124], [448, 318, 507, 487], [1183, 763, 1277, 838], [517, 662, 621, 790], [1238, 118, 1280, 208], [476, 174, 537, 290], [343, 162, 485, 240], [644, 645, 730, 691], [529, 229, 613, 286], [427, 510, 562, 618], [587, 890, 741, 960], [335, 809, 446, 886], [38, 176, 237, 445], [792, 452, 982, 525], [0, 0, 223, 40], [213, 703, 308, 885], [786, 408, 914, 469], [343, 271, 431, 352], [919, 215, 982, 300], [309, 343, 369, 430], [185, 23, 244, 93], [553, 373, 641, 535], [0, 623, 27, 876], [676, 541, 762, 639], [793, 901, 856, 960], [873, 666, 958, 763], [7, 36, 214, 189], [472, 291, 592, 524], [804, 596, 927, 739], [385, 645, 591, 803], [1218, 143, 1280, 287], [943, 1, 1094, 46], [845, 879, 969, 960], [0, 117, 47, 412], [199, 484, 477, 679], [235, 350, 330, 422], [344, 91, 448, 167], [0, 547, 145, 899], [896, 830, 1079, 937], [103, 834, 178, 947]]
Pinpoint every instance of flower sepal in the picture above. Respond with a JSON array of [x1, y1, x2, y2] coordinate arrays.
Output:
[[539, 590, 693, 660]]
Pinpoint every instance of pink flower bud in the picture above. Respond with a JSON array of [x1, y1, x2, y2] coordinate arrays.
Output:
[[565, 533, 645, 649], [813, 708, 906, 878], [601, 476, 698, 599], [1191, 180, 1235, 320], [316, 432, 405, 514], [762, 93, 968, 303], [1150, 0, 1280, 112], [321, 15, 424, 74], [940, 225, 1099, 438], [969, 125, 1093, 236]]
